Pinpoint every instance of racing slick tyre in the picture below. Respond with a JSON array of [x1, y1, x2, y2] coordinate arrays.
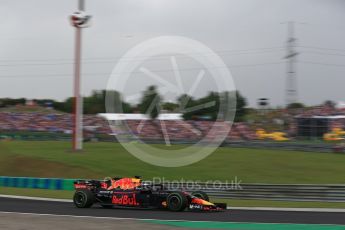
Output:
[[191, 191, 209, 201], [73, 189, 94, 208], [167, 192, 188, 212]]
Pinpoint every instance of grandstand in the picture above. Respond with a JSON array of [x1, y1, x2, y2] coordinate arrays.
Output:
[[2, 104, 345, 143], [0, 106, 257, 142]]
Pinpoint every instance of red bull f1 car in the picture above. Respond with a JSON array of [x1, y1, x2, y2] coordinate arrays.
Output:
[[73, 177, 226, 212]]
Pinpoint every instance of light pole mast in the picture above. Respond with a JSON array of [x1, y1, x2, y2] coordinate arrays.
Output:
[[70, 0, 91, 151], [284, 21, 299, 107]]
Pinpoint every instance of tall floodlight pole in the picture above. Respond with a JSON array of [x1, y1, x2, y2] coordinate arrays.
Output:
[[70, 0, 91, 151], [284, 21, 299, 107]]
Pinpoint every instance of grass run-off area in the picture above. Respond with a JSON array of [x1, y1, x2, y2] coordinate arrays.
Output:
[[1, 141, 345, 184]]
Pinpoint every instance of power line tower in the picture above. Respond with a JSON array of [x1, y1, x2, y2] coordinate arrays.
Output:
[[70, 0, 91, 151], [284, 21, 299, 107]]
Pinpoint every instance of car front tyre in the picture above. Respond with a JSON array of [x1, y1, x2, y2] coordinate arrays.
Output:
[[167, 192, 188, 212]]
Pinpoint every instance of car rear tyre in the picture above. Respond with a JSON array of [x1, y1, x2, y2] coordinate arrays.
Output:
[[191, 191, 209, 201], [167, 192, 188, 212], [73, 189, 94, 208]]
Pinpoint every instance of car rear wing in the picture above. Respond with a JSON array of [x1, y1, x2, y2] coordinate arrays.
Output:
[[73, 180, 107, 190]]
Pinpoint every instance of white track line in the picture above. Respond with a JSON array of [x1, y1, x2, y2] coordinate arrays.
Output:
[[1, 194, 345, 213], [0, 194, 70, 202], [0, 211, 170, 222], [230, 206, 345, 213]]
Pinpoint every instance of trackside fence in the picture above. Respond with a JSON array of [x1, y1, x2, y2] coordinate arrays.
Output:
[[163, 183, 345, 202]]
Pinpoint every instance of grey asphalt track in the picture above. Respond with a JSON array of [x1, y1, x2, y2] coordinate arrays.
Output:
[[1, 197, 345, 225], [0, 212, 193, 230]]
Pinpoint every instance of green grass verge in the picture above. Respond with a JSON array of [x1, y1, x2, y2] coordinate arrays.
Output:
[[1, 187, 345, 209], [1, 141, 345, 184], [0, 187, 73, 199]]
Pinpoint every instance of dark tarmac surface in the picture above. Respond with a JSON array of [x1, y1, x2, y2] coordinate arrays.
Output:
[[1, 197, 345, 225]]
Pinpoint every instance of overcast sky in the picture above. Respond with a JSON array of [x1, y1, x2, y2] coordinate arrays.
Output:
[[0, 0, 344, 107]]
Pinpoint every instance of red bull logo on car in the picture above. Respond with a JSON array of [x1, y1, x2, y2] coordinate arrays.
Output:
[[112, 193, 139, 206]]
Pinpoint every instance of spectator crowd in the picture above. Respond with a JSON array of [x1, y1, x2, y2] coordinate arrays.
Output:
[[0, 111, 256, 141], [0, 112, 111, 134], [2, 104, 345, 141]]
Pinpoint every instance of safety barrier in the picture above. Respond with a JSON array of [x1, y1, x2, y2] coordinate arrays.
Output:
[[1, 176, 345, 202], [0, 176, 75, 191]]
